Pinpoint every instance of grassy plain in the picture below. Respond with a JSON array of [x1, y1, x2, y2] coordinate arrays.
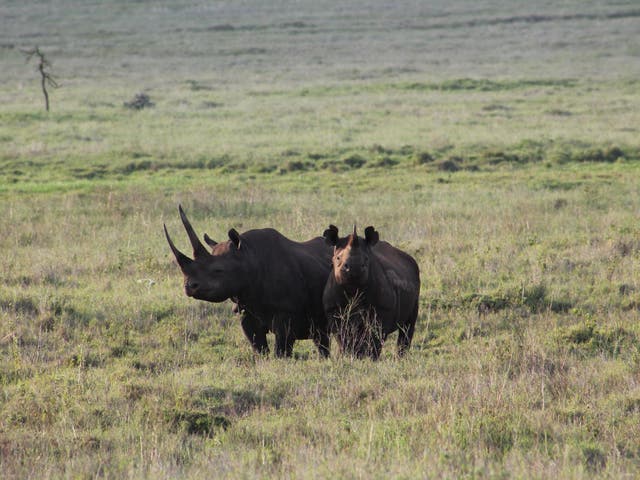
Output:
[[1, 1, 640, 478]]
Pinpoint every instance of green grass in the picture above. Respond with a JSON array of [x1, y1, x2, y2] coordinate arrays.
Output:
[[2, 0, 640, 478]]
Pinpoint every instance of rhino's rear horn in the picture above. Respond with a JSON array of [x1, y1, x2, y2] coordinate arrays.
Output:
[[164, 224, 193, 269], [349, 224, 359, 247], [178, 205, 210, 259], [203, 233, 218, 248]]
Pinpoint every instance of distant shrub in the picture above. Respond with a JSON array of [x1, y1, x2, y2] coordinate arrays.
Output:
[[369, 144, 392, 154], [343, 154, 367, 169], [522, 284, 572, 313], [546, 109, 572, 116], [579, 441, 607, 473], [370, 156, 399, 168], [573, 146, 624, 163], [618, 284, 634, 296], [281, 149, 300, 157], [121, 160, 153, 174], [257, 164, 277, 174], [547, 147, 573, 164], [320, 160, 348, 172], [186, 80, 213, 91], [430, 78, 577, 92], [280, 160, 312, 174], [553, 198, 569, 210], [414, 151, 435, 165], [453, 411, 517, 458], [439, 78, 499, 91], [398, 145, 415, 155], [206, 24, 235, 31], [205, 155, 230, 169], [482, 103, 512, 112], [437, 158, 461, 172], [166, 409, 231, 436], [557, 321, 637, 356], [201, 101, 222, 109], [479, 414, 515, 457], [124, 93, 154, 110], [620, 395, 640, 414], [288, 161, 307, 171], [460, 284, 571, 315], [0, 295, 39, 315], [67, 350, 103, 368], [613, 239, 640, 257], [462, 293, 510, 314], [481, 150, 522, 165], [220, 163, 247, 173]]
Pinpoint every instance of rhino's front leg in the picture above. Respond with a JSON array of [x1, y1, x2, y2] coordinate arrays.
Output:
[[272, 314, 295, 358], [241, 312, 269, 355]]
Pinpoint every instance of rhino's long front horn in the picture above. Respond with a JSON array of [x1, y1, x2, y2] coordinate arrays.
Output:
[[164, 224, 193, 269], [178, 205, 209, 259]]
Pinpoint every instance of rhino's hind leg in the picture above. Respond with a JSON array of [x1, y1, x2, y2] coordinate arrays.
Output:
[[241, 313, 269, 355], [397, 301, 418, 356], [273, 315, 295, 358], [275, 334, 295, 358]]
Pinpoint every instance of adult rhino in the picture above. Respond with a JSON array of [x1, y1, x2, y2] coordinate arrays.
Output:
[[322, 225, 420, 360], [164, 206, 332, 358]]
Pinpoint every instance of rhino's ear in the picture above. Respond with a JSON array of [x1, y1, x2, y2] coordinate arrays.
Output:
[[203, 233, 217, 248], [364, 226, 379, 246], [228, 228, 242, 249], [323, 224, 339, 246]]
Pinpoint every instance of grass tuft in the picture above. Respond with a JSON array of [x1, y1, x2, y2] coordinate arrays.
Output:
[[166, 409, 231, 436]]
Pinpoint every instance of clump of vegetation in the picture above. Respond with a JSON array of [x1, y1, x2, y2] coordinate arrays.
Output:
[[403, 78, 577, 92], [342, 154, 367, 169], [124, 93, 155, 110], [369, 144, 393, 155], [307, 152, 328, 161], [280, 160, 312, 173], [553, 198, 569, 210], [185, 79, 213, 91], [369, 156, 399, 168], [521, 284, 572, 313], [452, 411, 523, 459], [480, 150, 522, 165], [414, 151, 435, 165], [461, 284, 572, 315], [578, 441, 608, 473], [462, 293, 510, 314], [437, 157, 462, 172], [166, 409, 231, 436], [549, 145, 629, 164], [556, 321, 637, 356], [574, 146, 625, 163]]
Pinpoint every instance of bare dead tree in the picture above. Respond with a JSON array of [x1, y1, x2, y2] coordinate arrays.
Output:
[[22, 46, 59, 112]]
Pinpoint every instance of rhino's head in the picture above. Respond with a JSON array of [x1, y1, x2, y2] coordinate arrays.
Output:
[[323, 224, 379, 287], [164, 205, 247, 302]]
